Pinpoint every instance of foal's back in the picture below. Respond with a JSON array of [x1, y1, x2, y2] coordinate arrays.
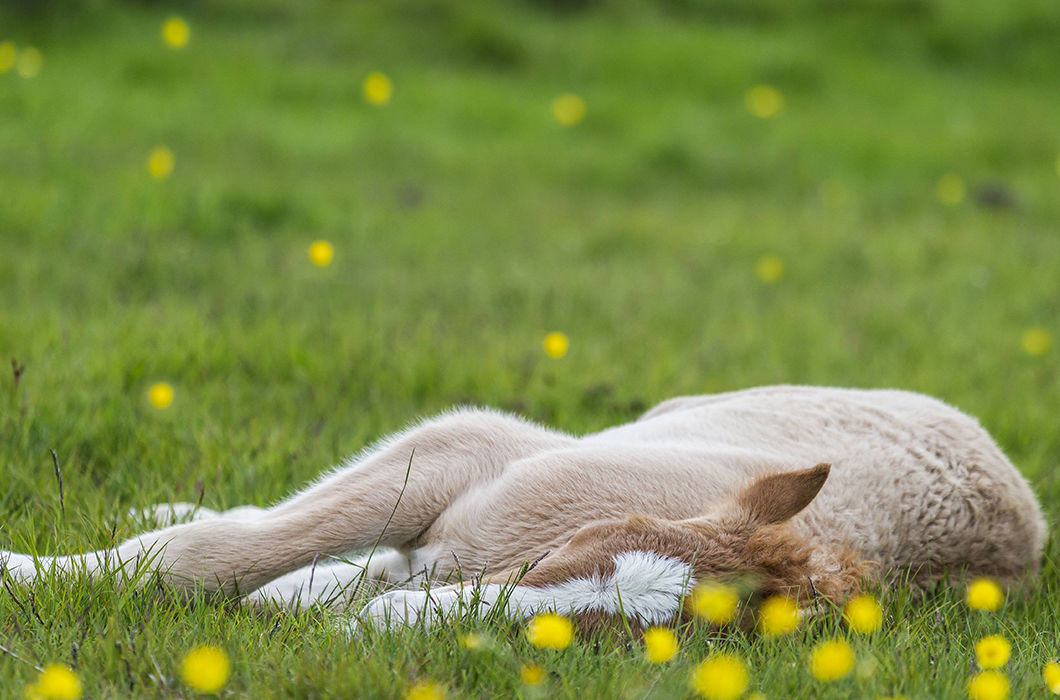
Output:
[[593, 385, 1047, 586]]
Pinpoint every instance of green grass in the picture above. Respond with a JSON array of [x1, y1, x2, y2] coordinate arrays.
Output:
[[2, 0, 1059, 696]]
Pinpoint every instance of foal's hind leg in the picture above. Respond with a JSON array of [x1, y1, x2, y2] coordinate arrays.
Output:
[[0, 409, 573, 597]]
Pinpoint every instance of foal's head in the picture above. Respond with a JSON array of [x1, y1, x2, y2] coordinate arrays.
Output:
[[687, 463, 864, 601]]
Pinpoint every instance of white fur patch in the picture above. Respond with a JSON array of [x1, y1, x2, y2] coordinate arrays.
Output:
[[356, 550, 694, 629], [0, 551, 38, 582]]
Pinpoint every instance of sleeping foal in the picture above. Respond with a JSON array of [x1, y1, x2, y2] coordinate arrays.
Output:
[[1, 386, 1046, 633]]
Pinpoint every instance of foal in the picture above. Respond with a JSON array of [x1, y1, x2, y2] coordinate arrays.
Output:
[[1, 386, 1046, 632]]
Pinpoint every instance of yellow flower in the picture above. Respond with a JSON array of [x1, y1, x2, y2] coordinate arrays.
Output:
[[147, 146, 175, 179], [965, 577, 1004, 611], [526, 613, 574, 650], [689, 654, 749, 700], [148, 382, 174, 409], [180, 645, 230, 694], [1021, 327, 1051, 356], [542, 331, 569, 359], [967, 670, 1009, 700], [308, 239, 335, 266], [31, 664, 82, 700], [0, 41, 16, 73], [936, 173, 966, 206], [758, 595, 799, 637], [809, 638, 854, 682], [16, 47, 43, 79], [551, 93, 586, 126], [844, 594, 883, 634], [755, 255, 784, 283], [161, 17, 190, 49], [405, 680, 446, 700], [1044, 661, 1060, 694], [643, 627, 679, 663], [745, 85, 783, 118], [975, 635, 1011, 669], [460, 632, 486, 650], [692, 582, 739, 624], [363, 72, 393, 106], [519, 663, 545, 685]]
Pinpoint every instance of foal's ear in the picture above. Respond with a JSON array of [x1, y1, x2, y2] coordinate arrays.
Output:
[[736, 463, 831, 527]]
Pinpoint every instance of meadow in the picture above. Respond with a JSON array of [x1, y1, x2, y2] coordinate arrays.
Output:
[[1, 0, 1059, 696]]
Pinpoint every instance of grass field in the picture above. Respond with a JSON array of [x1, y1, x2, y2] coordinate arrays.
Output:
[[2, 0, 1059, 696]]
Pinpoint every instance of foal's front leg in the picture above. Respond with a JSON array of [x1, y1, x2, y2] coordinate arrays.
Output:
[[355, 517, 701, 632]]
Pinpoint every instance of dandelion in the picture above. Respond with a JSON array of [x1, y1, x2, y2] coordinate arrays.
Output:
[[161, 17, 190, 49], [937, 173, 966, 206], [363, 72, 393, 106], [691, 581, 739, 625], [405, 681, 446, 700], [745, 85, 783, 118], [542, 331, 569, 359], [975, 635, 1011, 669], [809, 638, 854, 682], [519, 664, 546, 685], [643, 627, 679, 663], [1021, 327, 1051, 356], [843, 594, 883, 634], [758, 595, 799, 637], [460, 632, 486, 650], [689, 654, 749, 700], [148, 382, 174, 409], [967, 670, 1009, 700], [526, 612, 574, 650], [147, 146, 175, 179], [0, 41, 16, 73], [1044, 661, 1060, 694], [16, 46, 42, 79], [755, 255, 784, 283], [308, 240, 335, 266], [180, 645, 230, 694], [551, 93, 586, 126], [965, 577, 1004, 611], [29, 664, 82, 700]]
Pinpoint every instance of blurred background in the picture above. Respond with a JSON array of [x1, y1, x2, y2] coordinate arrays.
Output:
[[0, 0, 1057, 509]]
